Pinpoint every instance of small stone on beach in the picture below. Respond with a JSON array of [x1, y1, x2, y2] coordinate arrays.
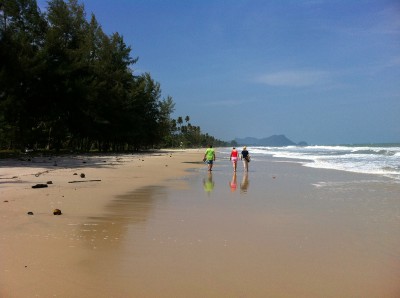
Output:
[[27, 211, 34, 215], [32, 184, 48, 189], [53, 209, 62, 215], [80, 173, 85, 178]]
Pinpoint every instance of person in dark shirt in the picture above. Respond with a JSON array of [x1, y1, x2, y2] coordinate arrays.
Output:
[[240, 146, 250, 172]]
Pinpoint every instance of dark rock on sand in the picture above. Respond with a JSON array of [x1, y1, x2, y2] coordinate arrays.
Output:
[[47, 181, 53, 184], [80, 173, 85, 178], [32, 184, 48, 189], [27, 211, 34, 215], [53, 209, 62, 215]]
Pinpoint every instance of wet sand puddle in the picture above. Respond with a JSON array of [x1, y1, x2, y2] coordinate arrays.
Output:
[[77, 161, 400, 298]]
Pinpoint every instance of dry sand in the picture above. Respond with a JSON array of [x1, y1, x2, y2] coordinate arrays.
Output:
[[0, 149, 203, 298], [1, 150, 399, 298]]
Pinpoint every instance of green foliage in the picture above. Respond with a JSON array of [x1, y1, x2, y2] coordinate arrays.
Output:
[[0, 0, 226, 152], [163, 115, 228, 148]]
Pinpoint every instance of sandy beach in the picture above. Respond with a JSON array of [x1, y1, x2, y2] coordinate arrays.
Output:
[[0, 149, 203, 297], [1, 149, 400, 297]]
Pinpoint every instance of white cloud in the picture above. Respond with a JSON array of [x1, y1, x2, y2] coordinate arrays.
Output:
[[256, 70, 329, 87]]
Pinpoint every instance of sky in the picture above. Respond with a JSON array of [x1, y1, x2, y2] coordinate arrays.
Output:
[[37, 0, 400, 145]]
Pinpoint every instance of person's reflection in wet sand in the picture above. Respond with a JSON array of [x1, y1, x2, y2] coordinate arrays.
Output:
[[203, 172, 215, 195], [240, 172, 249, 194], [229, 172, 237, 192]]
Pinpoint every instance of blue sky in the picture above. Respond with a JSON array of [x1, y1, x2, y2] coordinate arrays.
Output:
[[38, 0, 400, 145]]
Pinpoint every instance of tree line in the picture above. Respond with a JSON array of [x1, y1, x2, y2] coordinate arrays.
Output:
[[0, 0, 228, 153]]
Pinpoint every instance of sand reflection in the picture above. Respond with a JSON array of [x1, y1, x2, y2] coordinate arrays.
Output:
[[240, 172, 249, 193], [79, 186, 165, 251], [72, 168, 400, 297], [202, 172, 215, 195], [229, 172, 237, 192]]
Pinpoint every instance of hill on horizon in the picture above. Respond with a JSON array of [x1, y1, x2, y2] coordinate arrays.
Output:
[[235, 135, 307, 147]]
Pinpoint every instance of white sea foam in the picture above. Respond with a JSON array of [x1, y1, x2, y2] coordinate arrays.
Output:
[[223, 145, 400, 180]]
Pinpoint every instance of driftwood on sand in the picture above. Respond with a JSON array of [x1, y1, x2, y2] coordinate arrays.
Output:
[[68, 179, 101, 183]]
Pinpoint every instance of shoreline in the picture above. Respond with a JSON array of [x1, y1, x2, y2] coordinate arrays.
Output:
[[1, 149, 400, 297]]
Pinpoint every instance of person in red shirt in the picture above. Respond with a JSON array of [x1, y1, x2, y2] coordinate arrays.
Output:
[[229, 147, 239, 172]]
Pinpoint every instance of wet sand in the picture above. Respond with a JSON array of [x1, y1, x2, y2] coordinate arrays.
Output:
[[1, 151, 400, 297]]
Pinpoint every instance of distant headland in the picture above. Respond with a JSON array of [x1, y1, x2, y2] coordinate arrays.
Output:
[[235, 135, 308, 147]]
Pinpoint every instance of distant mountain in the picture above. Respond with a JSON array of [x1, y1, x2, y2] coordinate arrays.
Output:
[[235, 135, 307, 146]]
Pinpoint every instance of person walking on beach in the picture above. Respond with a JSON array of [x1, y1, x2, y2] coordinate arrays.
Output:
[[241, 146, 250, 172], [203, 145, 216, 171], [229, 147, 239, 172]]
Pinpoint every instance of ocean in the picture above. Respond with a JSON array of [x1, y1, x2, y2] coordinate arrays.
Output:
[[221, 144, 400, 181]]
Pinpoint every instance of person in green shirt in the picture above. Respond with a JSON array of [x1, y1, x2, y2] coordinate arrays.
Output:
[[203, 145, 216, 171]]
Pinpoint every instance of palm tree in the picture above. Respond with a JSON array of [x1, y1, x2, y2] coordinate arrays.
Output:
[[177, 116, 183, 130]]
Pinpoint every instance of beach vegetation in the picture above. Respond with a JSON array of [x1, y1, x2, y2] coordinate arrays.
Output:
[[0, 0, 228, 153]]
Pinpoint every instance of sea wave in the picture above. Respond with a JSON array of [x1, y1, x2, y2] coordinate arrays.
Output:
[[350, 149, 396, 156], [242, 145, 400, 181]]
